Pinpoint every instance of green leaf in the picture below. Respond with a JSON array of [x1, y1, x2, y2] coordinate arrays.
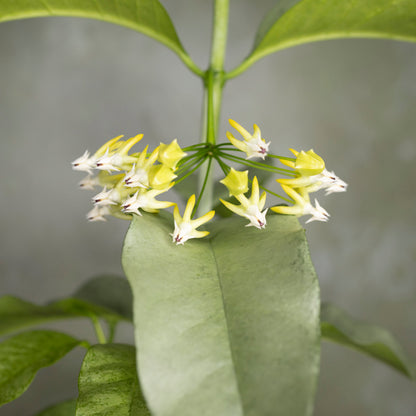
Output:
[[0, 0, 201, 76], [321, 302, 416, 379], [0, 330, 85, 406], [72, 275, 133, 321], [122, 212, 320, 416], [37, 399, 77, 416], [229, 0, 416, 78], [76, 344, 150, 416], [0, 275, 133, 337]]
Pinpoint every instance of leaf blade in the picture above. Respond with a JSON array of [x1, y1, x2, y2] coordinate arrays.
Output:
[[321, 302, 416, 379], [0, 0, 200, 75], [230, 0, 416, 78], [36, 399, 77, 416], [0, 330, 84, 406], [0, 275, 133, 337], [75, 344, 150, 416], [122, 212, 320, 416]]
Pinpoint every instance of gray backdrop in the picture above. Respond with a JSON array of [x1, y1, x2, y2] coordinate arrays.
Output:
[[0, 0, 415, 415]]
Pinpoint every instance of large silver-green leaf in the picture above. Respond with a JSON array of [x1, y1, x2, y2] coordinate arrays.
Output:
[[321, 302, 416, 379], [228, 0, 416, 77], [76, 344, 150, 416], [0, 330, 85, 406], [0, 0, 201, 75], [37, 399, 77, 416], [122, 212, 320, 416], [0, 275, 132, 337]]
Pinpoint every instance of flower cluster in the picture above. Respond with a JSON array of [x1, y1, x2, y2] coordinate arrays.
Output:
[[72, 119, 347, 244], [72, 134, 214, 244]]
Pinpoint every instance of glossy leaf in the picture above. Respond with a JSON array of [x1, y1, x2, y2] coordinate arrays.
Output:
[[76, 344, 150, 416], [0, 0, 201, 75], [229, 0, 416, 78], [122, 212, 320, 416], [0, 275, 132, 337], [321, 302, 416, 379], [37, 399, 77, 416], [0, 330, 85, 406]]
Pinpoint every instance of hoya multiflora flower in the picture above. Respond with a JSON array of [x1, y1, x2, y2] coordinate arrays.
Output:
[[227, 119, 270, 160], [220, 174, 268, 229], [278, 148, 347, 195], [171, 195, 215, 245], [271, 185, 330, 224]]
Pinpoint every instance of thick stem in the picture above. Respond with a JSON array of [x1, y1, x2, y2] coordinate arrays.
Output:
[[197, 0, 229, 214]]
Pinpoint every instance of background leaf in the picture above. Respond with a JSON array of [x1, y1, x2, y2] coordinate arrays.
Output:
[[36, 399, 77, 416], [230, 0, 416, 77], [76, 344, 150, 416], [122, 212, 320, 416], [321, 302, 416, 379], [0, 330, 85, 406], [0, 275, 133, 337], [0, 0, 200, 74]]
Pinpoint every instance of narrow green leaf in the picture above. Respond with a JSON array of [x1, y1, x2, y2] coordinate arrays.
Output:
[[36, 399, 77, 416], [76, 344, 150, 416], [321, 302, 416, 379], [122, 212, 320, 416], [0, 0, 202, 76], [228, 0, 416, 78], [0, 330, 84, 406], [0, 276, 133, 337]]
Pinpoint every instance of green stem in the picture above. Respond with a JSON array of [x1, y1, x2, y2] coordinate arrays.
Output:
[[90, 314, 107, 344], [107, 321, 117, 343], [197, 0, 230, 214], [193, 157, 213, 215]]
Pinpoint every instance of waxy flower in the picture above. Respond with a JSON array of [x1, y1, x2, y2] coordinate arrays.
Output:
[[220, 176, 268, 229], [280, 148, 325, 176], [72, 135, 124, 174], [158, 139, 187, 169], [271, 185, 330, 223], [227, 119, 270, 160], [171, 195, 215, 245], [220, 168, 249, 196], [95, 134, 143, 172], [121, 189, 174, 215], [278, 149, 347, 194], [148, 164, 177, 190], [86, 205, 111, 222], [124, 146, 159, 189]]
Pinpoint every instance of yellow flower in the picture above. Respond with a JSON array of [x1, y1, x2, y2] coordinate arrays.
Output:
[[124, 145, 159, 189], [226, 119, 270, 160], [148, 165, 177, 190], [278, 149, 347, 194], [158, 139, 187, 169], [171, 195, 215, 245], [280, 148, 325, 176], [220, 168, 249, 196], [271, 185, 330, 223], [220, 176, 267, 229]]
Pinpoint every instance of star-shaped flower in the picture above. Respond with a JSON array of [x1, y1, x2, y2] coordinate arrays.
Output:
[[271, 185, 330, 223], [121, 189, 174, 215], [226, 119, 270, 160], [171, 195, 215, 245], [220, 176, 268, 229]]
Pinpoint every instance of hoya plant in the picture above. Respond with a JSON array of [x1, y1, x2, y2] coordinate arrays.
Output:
[[0, 0, 415, 415]]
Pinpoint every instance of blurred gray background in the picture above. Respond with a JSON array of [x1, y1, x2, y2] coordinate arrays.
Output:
[[0, 0, 415, 415]]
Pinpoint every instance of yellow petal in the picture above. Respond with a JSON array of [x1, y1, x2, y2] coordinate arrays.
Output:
[[220, 168, 248, 196], [228, 119, 252, 141]]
